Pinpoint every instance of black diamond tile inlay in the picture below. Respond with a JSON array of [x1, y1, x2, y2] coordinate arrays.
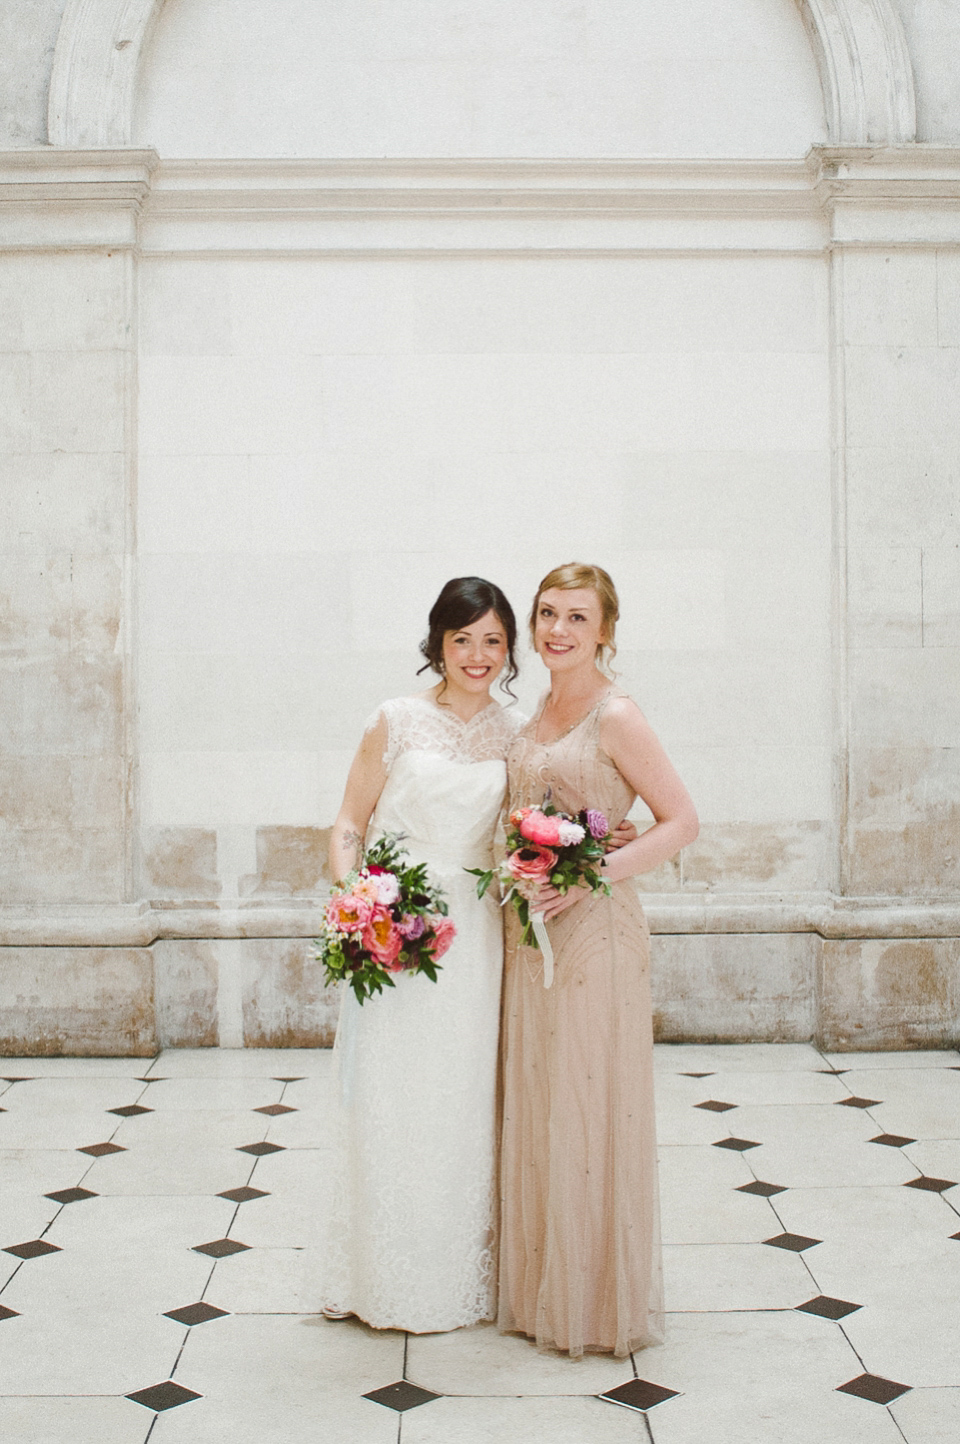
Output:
[[713, 1136, 761, 1151], [905, 1175, 957, 1193], [837, 1373, 910, 1405], [796, 1295, 862, 1320], [0, 1305, 20, 1320], [217, 1186, 270, 1203], [237, 1141, 285, 1156], [870, 1133, 916, 1148], [695, 1100, 736, 1112], [77, 1142, 126, 1156], [4, 1239, 62, 1259], [126, 1381, 202, 1412], [816, 1067, 849, 1075], [192, 1238, 250, 1258], [1, 1076, 33, 1083], [836, 1096, 880, 1109], [764, 1232, 821, 1253], [108, 1104, 153, 1117], [679, 1071, 714, 1078], [272, 1076, 305, 1083], [951, 1231, 960, 1241], [253, 1104, 297, 1116], [136, 1077, 166, 1084], [164, 1302, 230, 1326], [363, 1381, 441, 1413], [736, 1180, 787, 1197], [600, 1379, 680, 1412], [45, 1187, 98, 1205]]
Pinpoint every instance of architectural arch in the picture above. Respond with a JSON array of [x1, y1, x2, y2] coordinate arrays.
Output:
[[48, 0, 916, 151]]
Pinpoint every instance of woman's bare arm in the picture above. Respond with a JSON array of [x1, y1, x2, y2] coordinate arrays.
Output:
[[328, 714, 390, 884]]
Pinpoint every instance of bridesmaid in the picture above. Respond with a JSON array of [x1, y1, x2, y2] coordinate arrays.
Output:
[[497, 562, 699, 1359]]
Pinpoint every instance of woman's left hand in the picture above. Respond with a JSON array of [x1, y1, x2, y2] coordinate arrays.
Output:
[[532, 881, 591, 921], [606, 818, 638, 849]]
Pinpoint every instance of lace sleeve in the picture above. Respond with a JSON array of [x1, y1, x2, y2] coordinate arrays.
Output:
[[362, 704, 399, 772]]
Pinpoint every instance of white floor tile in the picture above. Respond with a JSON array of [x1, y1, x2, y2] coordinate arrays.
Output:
[[655, 1043, 823, 1073], [824, 1051, 960, 1071], [641, 1311, 904, 1444], [82, 1144, 255, 1197], [891, 1387, 960, 1443], [402, 1394, 647, 1444], [904, 1139, 960, 1184], [0, 1196, 62, 1244], [205, 1246, 324, 1313], [140, 1077, 286, 1112], [406, 1321, 634, 1396], [109, 1106, 268, 1150], [659, 1148, 778, 1245], [0, 1077, 147, 1115], [0, 1111, 126, 1151], [842, 1299, 960, 1387], [0, 1395, 147, 1444], [688, 1068, 848, 1107], [152, 1049, 333, 1077], [662, 1242, 813, 1311], [0, 1307, 182, 1394], [0, 1058, 154, 1076], [0, 1148, 101, 1197]]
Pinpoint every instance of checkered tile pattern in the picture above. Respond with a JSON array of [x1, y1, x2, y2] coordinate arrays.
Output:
[[0, 1043, 957, 1442]]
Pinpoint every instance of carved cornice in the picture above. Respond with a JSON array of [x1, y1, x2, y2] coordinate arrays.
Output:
[[0, 147, 158, 247], [810, 143, 960, 242]]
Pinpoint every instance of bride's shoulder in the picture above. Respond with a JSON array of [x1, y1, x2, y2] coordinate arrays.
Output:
[[482, 698, 528, 737]]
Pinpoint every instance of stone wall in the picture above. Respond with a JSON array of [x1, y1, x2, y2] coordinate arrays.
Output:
[[0, 0, 958, 1054]]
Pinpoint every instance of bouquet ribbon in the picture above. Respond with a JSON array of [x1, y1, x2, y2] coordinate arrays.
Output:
[[531, 910, 554, 989]]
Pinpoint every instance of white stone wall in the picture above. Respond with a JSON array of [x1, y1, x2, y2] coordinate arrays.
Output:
[[1, 0, 958, 1053]]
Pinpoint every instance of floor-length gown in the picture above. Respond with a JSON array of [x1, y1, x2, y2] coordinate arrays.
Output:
[[498, 686, 664, 1358], [321, 695, 520, 1332]]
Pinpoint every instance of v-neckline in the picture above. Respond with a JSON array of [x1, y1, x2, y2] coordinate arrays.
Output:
[[533, 686, 613, 747]]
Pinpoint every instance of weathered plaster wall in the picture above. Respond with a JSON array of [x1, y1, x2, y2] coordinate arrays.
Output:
[[1, 0, 959, 1054], [891, 0, 960, 141]]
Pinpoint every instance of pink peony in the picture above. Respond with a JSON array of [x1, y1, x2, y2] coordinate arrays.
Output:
[[361, 906, 403, 967], [372, 870, 400, 906], [429, 915, 457, 960], [326, 892, 372, 933], [506, 843, 557, 881], [518, 810, 563, 846], [353, 876, 381, 906], [585, 808, 609, 839]]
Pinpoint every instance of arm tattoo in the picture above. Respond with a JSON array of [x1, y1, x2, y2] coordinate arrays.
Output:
[[340, 827, 363, 860]]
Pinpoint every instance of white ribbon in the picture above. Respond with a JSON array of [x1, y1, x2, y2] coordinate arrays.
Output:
[[531, 911, 554, 988]]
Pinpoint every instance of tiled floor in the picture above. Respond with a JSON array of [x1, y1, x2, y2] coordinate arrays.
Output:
[[1, 1043, 959, 1444]]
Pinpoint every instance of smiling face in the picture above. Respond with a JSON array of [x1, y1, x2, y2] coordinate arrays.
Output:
[[533, 587, 606, 673], [440, 609, 509, 696]]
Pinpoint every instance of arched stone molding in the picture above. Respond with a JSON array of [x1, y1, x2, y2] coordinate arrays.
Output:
[[48, 0, 163, 147], [48, 0, 916, 151], [795, 0, 916, 143]]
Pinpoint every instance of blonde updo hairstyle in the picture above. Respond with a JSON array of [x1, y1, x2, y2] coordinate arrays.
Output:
[[529, 562, 620, 673]]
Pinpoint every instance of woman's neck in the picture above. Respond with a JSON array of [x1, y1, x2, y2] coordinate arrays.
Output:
[[428, 681, 493, 724], [545, 666, 608, 714]]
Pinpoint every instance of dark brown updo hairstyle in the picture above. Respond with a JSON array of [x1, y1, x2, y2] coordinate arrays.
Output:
[[418, 576, 519, 698]]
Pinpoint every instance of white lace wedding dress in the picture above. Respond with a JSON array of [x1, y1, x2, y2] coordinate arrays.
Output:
[[320, 694, 522, 1332]]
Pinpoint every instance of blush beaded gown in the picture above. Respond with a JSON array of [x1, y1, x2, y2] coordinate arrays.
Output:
[[321, 695, 521, 1332], [497, 687, 664, 1358]]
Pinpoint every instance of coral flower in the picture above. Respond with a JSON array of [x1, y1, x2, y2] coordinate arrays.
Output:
[[429, 916, 456, 960], [361, 906, 403, 967], [506, 843, 557, 882], [326, 892, 372, 934]]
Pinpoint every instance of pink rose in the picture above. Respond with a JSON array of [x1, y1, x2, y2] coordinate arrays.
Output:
[[361, 906, 403, 967], [428, 915, 456, 960], [519, 810, 563, 846], [506, 843, 557, 882], [326, 892, 372, 933]]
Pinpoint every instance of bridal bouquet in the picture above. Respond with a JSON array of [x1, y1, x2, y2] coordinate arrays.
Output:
[[317, 833, 456, 1004], [467, 802, 612, 985]]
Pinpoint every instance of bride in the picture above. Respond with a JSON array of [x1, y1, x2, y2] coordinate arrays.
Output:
[[320, 576, 523, 1331]]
